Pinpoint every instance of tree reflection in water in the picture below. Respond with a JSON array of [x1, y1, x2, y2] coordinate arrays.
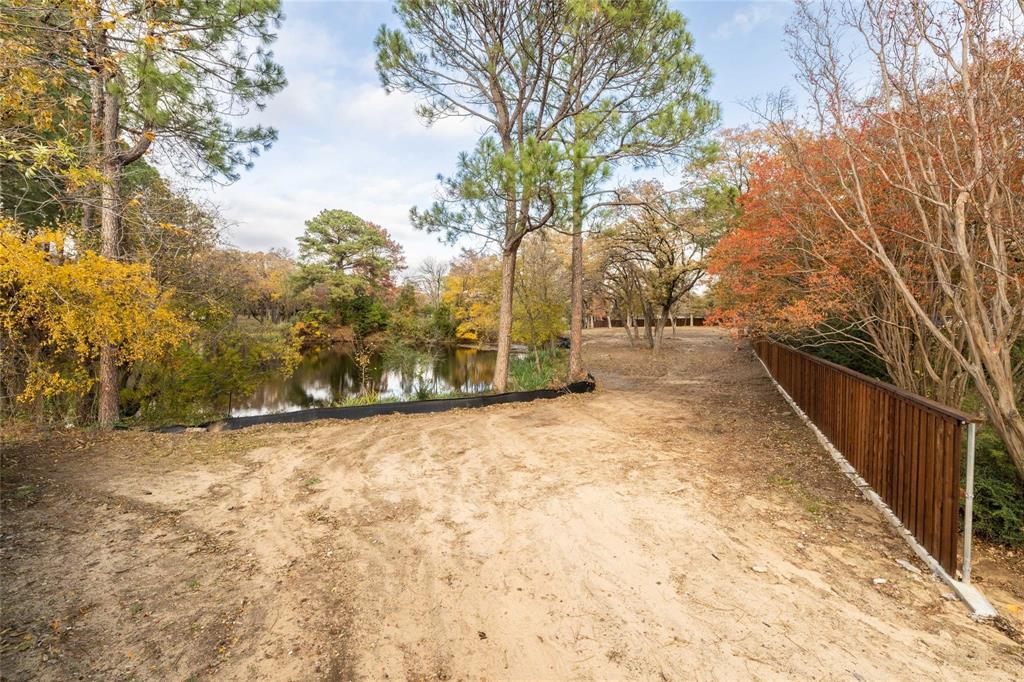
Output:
[[231, 347, 497, 417]]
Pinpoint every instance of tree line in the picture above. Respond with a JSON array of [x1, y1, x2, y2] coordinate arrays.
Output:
[[2, 0, 728, 426]]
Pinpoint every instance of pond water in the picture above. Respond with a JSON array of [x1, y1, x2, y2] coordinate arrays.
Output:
[[230, 346, 497, 417]]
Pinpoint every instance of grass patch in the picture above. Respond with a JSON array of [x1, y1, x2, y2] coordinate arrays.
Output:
[[335, 393, 401, 407], [421, 389, 470, 400], [769, 472, 830, 518], [509, 348, 568, 391]]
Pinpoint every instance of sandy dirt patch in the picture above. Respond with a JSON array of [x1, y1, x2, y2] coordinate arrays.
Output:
[[2, 328, 1021, 680]]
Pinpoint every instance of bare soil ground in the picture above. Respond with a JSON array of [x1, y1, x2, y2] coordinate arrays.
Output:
[[2, 328, 1022, 681]]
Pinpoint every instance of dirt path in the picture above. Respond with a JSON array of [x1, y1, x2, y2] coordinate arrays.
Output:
[[2, 329, 1021, 680]]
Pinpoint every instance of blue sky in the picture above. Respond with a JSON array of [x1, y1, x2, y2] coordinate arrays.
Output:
[[202, 1, 796, 266]]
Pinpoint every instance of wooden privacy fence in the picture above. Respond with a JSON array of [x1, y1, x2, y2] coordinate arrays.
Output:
[[752, 339, 980, 574]]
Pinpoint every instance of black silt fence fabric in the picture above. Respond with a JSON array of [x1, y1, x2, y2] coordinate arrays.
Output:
[[155, 377, 595, 433]]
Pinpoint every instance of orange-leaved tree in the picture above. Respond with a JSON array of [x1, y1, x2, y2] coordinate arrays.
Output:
[[771, 0, 1024, 476]]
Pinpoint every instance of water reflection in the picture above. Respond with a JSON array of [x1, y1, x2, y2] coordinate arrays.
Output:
[[231, 346, 497, 417]]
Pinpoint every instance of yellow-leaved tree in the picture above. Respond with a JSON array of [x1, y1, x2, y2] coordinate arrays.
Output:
[[0, 222, 189, 421], [441, 251, 502, 346]]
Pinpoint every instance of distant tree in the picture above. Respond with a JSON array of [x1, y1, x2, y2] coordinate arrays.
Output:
[[442, 250, 502, 346], [599, 181, 722, 349], [413, 257, 449, 308], [513, 232, 571, 350], [551, 0, 718, 379], [295, 209, 405, 343], [296, 209, 405, 298]]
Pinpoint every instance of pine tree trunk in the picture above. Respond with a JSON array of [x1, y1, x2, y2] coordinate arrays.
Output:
[[97, 88, 121, 428], [80, 4, 105, 236], [568, 177, 585, 380], [81, 74, 104, 235], [493, 247, 518, 392]]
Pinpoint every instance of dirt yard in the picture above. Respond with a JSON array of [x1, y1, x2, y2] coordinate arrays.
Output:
[[2, 328, 1022, 680]]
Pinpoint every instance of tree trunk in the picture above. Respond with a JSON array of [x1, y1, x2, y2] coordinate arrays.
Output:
[[969, 344, 1024, 479], [493, 246, 518, 392], [97, 87, 121, 428], [81, 72, 104, 235], [995, 417, 1024, 481], [623, 312, 636, 347], [653, 307, 669, 349], [568, 185, 585, 380], [642, 304, 655, 349], [80, 4, 105, 237]]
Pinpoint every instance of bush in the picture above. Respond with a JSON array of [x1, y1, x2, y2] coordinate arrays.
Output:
[[966, 428, 1024, 548], [339, 291, 390, 339], [791, 324, 890, 381], [426, 303, 458, 344], [291, 309, 331, 351]]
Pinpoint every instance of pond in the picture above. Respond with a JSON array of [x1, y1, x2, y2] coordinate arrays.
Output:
[[230, 346, 497, 417]]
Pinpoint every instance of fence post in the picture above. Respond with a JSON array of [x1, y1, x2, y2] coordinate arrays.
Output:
[[962, 421, 977, 584]]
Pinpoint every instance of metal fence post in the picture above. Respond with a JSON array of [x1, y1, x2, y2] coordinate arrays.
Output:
[[962, 421, 977, 584]]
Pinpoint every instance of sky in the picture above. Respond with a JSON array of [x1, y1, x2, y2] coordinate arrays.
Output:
[[195, 1, 798, 268]]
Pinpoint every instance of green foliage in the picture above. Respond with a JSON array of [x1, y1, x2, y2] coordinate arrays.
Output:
[[293, 209, 406, 342], [509, 349, 568, 391], [966, 428, 1024, 548], [296, 209, 405, 294], [112, 0, 287, 181], [426, 303, 458, 344], [339, 291, 390, 340], [411, 135, 564, 246], [793, 329, 891, 381]]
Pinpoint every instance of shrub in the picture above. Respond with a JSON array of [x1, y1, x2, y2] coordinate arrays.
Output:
[[790, 324, 890, 381], [339, 291, 389, 339], [966, 428, 1024, 548]]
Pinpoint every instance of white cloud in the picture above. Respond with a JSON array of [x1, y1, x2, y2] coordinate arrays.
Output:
[[713, 2, 788, 40], [189, 4, 495, 269], [336, 85, 482, 141], [272, 16, 350, 68], [213, 151, 463, 268]]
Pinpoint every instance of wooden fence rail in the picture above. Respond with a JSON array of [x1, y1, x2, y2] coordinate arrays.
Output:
[[752, 338, 979, 574]]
